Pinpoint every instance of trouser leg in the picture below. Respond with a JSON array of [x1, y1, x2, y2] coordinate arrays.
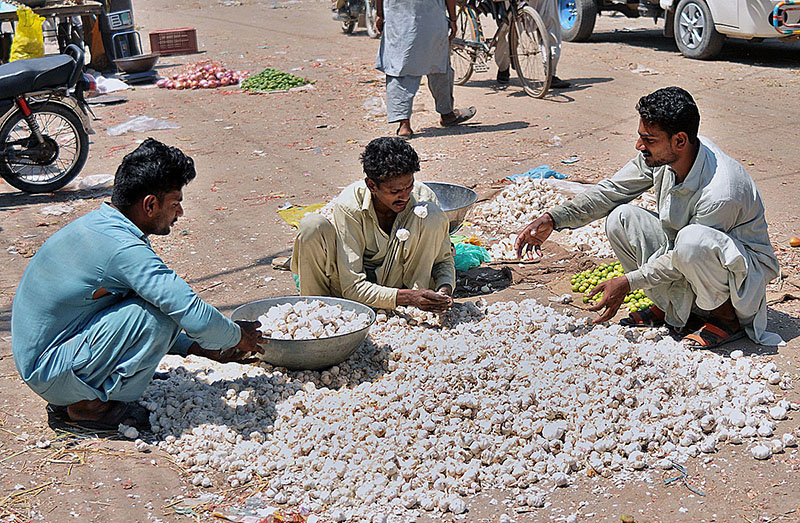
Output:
[[672, 224, 747, 313], [495, 22, 511, 71], [531, 0, 561, 71], [386, 75, 421, 123], [427, 66, 455, 115], [605, 204, 694, 327], [291, 213, 342, 297], [41, 297, 182, 405]]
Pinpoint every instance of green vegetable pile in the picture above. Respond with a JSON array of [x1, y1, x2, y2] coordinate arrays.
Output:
[[570, 261, 654, 312], [240, 68, 309, 92]]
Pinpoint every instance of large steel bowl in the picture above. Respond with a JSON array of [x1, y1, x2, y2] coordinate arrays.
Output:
[[231, 296, 375, 371], [423, 182, 478, 234], [113, 53, 159, 74]]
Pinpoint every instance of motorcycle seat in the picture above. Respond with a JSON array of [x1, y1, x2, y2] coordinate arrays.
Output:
[[0, 55, 76, 100]]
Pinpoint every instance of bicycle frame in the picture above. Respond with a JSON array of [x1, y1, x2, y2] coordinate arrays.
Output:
[[451, 0, 551, 97]]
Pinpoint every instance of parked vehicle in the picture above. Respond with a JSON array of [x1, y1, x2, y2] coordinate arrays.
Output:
[[557, 0, 800, 59], [338, 0, 380, 39], [0, 44, 94, 193]]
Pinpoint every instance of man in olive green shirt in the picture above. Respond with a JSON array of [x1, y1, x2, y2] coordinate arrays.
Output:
[[292, 137, 455, 312]]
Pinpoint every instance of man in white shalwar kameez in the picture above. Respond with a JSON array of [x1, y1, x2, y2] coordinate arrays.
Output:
[[375, 0, 476, 138], [515, 87, 781, 348], [292, 137, 455, 312]]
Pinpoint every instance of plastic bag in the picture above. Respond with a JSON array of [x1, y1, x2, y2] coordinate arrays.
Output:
[[106, 116, 180, 136], [9, 7, 45, 62], [505, 165, 567, 182], [453, 242, 491, 271]]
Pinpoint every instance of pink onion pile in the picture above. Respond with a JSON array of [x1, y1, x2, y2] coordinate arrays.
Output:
[[156, 61, 249, 90]]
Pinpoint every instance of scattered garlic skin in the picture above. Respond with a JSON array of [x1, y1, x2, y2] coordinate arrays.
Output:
[[139, 299, 791, 520]]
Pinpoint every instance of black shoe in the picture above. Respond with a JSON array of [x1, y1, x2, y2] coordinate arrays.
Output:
[[550, 75, 571, 89], [496, 68, 510, 84]]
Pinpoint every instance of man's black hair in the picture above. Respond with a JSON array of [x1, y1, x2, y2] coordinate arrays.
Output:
[[360, 137, 420, 184], [636, 87, 700, 145], [111, 138, 196, 211]]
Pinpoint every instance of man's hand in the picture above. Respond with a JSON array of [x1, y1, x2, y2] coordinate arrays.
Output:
[[187, 321, 266, 363], [586, 275, 631, 324], [398, 289, 452, 313], [514, 213, 555, 259], [448, 18, 457, 41], [376, 15, 383, 33]]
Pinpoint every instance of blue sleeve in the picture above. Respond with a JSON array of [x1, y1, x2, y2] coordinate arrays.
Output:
[[104, 243, 241, 351]]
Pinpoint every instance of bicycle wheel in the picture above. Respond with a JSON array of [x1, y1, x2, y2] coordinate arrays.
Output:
[[510, 5, 551, 98], [450, 5, 478, 85], [0, 102, 89, 193]]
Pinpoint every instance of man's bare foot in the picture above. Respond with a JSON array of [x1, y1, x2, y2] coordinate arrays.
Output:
[[396, 120, 413, 138], [55, 399, 150, 431], [67, 398, 114, 422]]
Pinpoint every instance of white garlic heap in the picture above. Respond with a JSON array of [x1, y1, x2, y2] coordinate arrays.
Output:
[[471, 179, 658, 259], [257, 300, 372, 340], [471, 179, 566, 235], [142, 299, 793, 521]]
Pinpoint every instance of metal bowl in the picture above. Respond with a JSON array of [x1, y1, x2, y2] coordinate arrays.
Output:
[[230, 296, 375, 371], [423, 182, 478, 234], [113, 53, 159, 74]]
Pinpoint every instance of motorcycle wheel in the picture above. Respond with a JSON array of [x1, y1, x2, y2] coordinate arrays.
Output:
[[0, 102, 89, 193], [365, 0, 379, 39]]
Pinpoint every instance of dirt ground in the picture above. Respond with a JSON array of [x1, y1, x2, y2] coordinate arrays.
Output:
[[1, 0, 799, 521]]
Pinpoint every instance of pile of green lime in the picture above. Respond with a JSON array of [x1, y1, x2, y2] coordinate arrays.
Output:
[[570, 261, 654, 312], [241, 68, 309, 92]]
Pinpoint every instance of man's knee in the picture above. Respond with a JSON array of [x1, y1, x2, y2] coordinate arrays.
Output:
[[296, 214, 335, 245], [605, 204, 638, 238], [674, 224, 714, 267]]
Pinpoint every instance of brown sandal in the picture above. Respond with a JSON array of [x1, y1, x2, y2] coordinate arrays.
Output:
[[683, 322, 745, 349]]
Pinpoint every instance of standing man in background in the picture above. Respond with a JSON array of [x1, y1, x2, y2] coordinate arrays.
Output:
[[494, 0, 570, 88], [376, 0, 477, 139]]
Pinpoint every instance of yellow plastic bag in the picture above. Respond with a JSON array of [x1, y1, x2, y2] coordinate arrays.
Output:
[[10, 7, 45, 62]]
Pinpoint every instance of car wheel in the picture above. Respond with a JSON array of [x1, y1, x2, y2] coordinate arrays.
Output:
[[674, 0, 724, 59], [558, 0, 597, 42]]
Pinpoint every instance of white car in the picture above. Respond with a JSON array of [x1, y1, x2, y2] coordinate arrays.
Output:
[[558, 0, 800, 59]]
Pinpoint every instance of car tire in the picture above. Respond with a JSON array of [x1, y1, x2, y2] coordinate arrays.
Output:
[[674, 0, 724, 59], [558, 0, 597, 42]]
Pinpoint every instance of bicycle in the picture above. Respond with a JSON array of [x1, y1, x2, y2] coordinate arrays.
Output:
[[450, 0, 552, 98]]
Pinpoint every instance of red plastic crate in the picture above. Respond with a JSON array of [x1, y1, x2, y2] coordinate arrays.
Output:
[[149, 28, 198, 56]]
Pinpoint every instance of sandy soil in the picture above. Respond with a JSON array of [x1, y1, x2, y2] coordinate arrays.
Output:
[[1, 0, 799, 521]]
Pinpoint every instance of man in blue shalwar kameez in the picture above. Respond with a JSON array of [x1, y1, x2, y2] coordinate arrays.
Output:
[[376, 0, 477, 139], [11, 139, 264, 431]]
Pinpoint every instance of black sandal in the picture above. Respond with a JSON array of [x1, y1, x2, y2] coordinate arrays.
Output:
[[441, 106, 477, 127], [619, 305, 665, 328], [46, 401, 151, 432]]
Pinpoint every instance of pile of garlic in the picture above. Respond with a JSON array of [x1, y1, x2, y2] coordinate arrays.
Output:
[[470, 179, 566, 235], [470, 179, 658, 259], [142, 300, 795, 521], [257, 300, 372, 340]]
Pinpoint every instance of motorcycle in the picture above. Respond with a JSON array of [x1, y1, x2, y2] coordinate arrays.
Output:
[[337, 0, 380, 39], [0, 44, 94, 193]]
